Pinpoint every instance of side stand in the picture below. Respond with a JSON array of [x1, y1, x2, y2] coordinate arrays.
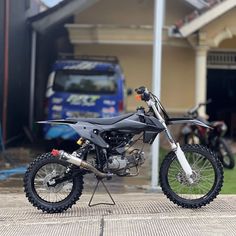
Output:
[[88, 179, 116, 207]]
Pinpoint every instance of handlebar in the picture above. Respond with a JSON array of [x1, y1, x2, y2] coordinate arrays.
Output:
[[135, 86, 151, 101], [134, 86, 170, 121], [135, 86, 146, 94]]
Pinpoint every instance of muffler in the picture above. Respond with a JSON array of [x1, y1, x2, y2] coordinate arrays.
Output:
[[51, 149, 110, 179]]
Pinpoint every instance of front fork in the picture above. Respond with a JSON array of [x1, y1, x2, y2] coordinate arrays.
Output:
[[148, 100, 193, 183], [165, 128, 193, 184]]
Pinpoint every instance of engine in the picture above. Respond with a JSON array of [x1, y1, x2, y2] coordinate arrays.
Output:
[[103, 149, 145, 176], [103, 131, 133, 148]]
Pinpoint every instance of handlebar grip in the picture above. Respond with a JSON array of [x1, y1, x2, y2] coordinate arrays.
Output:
[[135, 86, 146, 94]]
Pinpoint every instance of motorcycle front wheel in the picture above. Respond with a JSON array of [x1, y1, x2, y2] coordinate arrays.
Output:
[[24, 153, 84, 213], [160, 144, 223, 208]]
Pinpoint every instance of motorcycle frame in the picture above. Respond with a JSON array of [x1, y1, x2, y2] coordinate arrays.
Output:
[[41, 89, 211, 182]]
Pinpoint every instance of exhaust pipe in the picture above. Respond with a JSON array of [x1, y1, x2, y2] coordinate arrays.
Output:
[[51, 149, 110, 179]]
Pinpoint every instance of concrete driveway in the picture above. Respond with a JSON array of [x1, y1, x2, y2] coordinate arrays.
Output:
[[0, 189, 236, 236]]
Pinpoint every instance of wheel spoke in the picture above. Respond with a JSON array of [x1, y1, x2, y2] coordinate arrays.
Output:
[[34, 162, 72, 203], [167, 149, 218, 201]]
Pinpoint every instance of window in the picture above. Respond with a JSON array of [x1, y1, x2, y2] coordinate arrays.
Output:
[[53, 70, 118, 95]]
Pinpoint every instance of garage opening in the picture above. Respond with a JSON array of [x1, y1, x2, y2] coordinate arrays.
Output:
[[207, 51, 236, 138]]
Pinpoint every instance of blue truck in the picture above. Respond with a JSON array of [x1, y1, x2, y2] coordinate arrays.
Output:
[[44, 56, 131, 140]]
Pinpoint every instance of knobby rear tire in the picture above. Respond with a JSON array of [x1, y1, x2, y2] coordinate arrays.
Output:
[[218, 138, 235, 169], [24, 153, 84, 213], [160, 144, 223, 208]]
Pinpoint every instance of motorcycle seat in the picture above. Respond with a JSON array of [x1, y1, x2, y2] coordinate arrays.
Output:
[[66, 113, 134, 125]]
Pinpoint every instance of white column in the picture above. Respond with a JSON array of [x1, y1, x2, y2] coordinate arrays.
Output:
[[151, 0, 165, 190], [195, 46, 208, 116]]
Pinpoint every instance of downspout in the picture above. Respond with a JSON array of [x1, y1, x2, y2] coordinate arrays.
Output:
[[2, 0, 10, 144], [29, 30, 37, 130]]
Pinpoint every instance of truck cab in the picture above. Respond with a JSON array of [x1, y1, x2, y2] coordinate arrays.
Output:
[[44, 56, 128, 140]]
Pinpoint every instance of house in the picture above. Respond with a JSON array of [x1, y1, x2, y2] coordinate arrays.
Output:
[[0, 0, 234, 144], [30, 0, 236, 137]]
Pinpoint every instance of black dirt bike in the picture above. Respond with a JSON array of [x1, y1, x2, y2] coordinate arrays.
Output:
[[24, 87, 223, 213], [182, 101, 235, 169]]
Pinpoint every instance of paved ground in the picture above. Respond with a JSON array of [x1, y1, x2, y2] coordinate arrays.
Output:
[[0, 141, 236, 235], [1, 189, 236, 236]]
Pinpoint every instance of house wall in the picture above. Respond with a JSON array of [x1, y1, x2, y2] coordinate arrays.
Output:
[[162, 46, 195, 112], [74, 0, 192, 26], [73, 0, 195, 112], [74, 0, 154, 25], [74, 44, 195, 112], [219, 36, 236, 49]]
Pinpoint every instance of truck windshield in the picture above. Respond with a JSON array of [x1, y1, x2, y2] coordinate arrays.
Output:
[[53, 70, 117, 94]]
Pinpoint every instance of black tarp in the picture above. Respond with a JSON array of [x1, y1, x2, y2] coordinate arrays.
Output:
[[0, 0, 4, 120], [0, 1, 31, 142]]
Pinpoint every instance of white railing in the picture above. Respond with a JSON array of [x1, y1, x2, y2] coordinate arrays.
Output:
[[207, 52, 236, 67]]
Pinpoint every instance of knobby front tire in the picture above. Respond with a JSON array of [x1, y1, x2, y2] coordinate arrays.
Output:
[[160, 144, 223, 208], [24, 153, 84, 213]]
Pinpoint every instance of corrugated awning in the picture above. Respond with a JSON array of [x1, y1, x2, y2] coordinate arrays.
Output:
[[29, 0, 98, 34], [185, 0, 210, 9]]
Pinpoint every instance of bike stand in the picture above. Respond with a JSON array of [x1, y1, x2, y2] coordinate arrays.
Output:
[[88, 179, 116, 207]]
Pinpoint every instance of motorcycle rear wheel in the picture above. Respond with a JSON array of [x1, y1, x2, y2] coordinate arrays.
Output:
[[160, 144, 223, 208], [24, 153, 84, 213]]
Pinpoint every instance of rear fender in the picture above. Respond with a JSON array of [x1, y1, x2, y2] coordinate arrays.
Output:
[[38, 120, 109, 148], [168, 118, 211, 129]]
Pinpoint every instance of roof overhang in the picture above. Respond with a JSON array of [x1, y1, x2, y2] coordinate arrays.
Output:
[[65, 24, 154, 45], [30, 0, 98, 34], [178, 0, 236, 37]]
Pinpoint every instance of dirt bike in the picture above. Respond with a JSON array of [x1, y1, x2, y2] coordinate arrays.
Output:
[[182, 101, 235, 169], [24, 87, 223, 213]]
